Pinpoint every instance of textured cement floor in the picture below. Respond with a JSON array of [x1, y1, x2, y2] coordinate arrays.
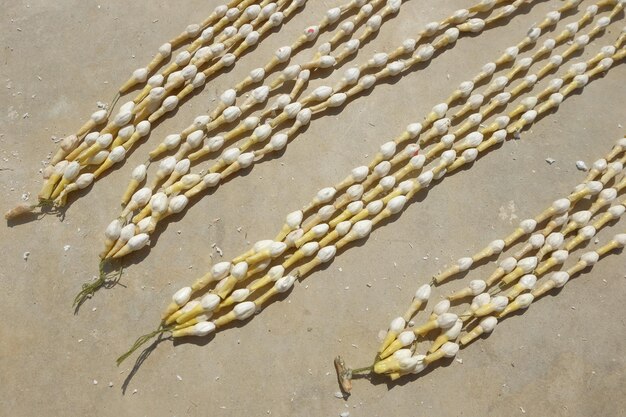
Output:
[[1, 0, 625, 416]]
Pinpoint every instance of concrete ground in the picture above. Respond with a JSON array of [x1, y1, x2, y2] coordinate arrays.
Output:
[[1, 0, 625, 416]]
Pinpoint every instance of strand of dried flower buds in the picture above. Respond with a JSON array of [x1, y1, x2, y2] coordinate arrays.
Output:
[[115, 4, 624, 364], [70, 0, 422, 303], [6, 0, 317, 218], [334, 154, 624, 388], [99, 0, 544, 271]]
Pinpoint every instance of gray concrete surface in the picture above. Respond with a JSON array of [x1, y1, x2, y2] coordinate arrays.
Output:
[[1, 0, 625, 416]]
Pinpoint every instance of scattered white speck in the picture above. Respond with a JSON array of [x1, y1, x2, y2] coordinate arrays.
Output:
[[108, 382, 113, 388], [23, 251, 30, 261], [422, 256, 428, 260], [545, 157, 555, 165], [575, 160, 588, 171], [63, 245, 71, 251], [340, 412, 350, 417], [21, 192, 30, 201], [132, 389, 138, 394], [520, 406, 526, 414], [93, 380, 98, 385], [334, 391, 344, 399], [92, 307, 97, 312], [455, 357, 463, 364], [176, 375, 182, 381]]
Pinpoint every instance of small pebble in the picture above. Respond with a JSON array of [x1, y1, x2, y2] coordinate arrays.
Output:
[[334, 391, 344, 399], [545, 158, 556, 165], [63, 245, 71, 251], [93, 380, 98, 385], [23, 251, 30, 261], [108, 382, 113, 387], [340, 412, 350, 417], [575, 160, 588, 171]]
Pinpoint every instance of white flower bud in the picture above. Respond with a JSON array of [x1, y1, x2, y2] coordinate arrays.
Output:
[[301, 242, 320, 256], [550, 271, 570, 287], [191, 322, 216, 337], [275, 275, 297, 293], [347, 201, 364, 214], [150, 192, 169, 214], [317, 246, 336, 263], [231, 262, 249, 280], [520, 274, 537, 289], [335, 221, 352, 237], [233, 302, 256, 320], [200, 294, 222, 312], [389, 317, 406, 332], [450, 257, 473, 275], [417, 44, 434, 61], [480, 316, 498, 333], [107, 146, 126, 163], [351, 166, 369, 182], [366, 200, 383, 215], [490, 239, 506, 254], [127, 233, 150, 251], [218, 148, 239, 165], [104, 219, 123, 241], [172, 287, 192, 306], [436, 313, 458, 329], [529, 234, 545, 248], [350, 220, 372, 239], [387, 196, 407, 214], [417, 170, 434, 187], [168, 195, 189, 214], [158, 42, 172, 57], [131, 187, 152, 207], [90, 110, 108, 125], [518, 257, 537, 273], [415, 284, 431, 301], [500, 257, 517, 273], [491, 296, 509, 312]]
